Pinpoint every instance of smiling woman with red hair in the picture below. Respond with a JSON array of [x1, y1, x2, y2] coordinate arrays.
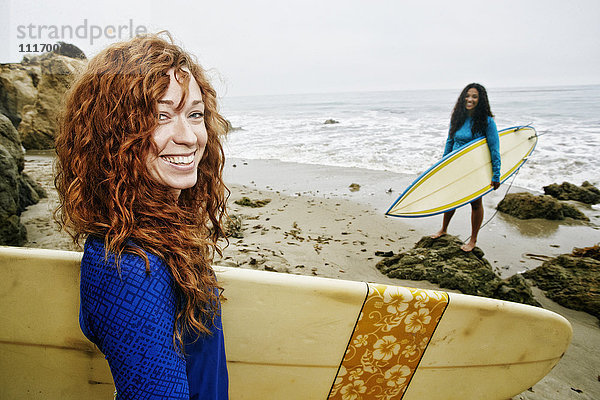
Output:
[[55, 33, 229, 399]]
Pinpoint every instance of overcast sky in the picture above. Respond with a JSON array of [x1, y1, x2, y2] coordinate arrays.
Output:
[[2, 0, 599, 96]]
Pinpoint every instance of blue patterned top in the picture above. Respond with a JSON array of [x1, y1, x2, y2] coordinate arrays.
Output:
[[79, 236, 228, 399], [443, 116, 501, 182]]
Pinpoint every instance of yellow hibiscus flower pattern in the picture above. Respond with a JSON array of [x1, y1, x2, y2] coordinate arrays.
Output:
[[328, 285, 448, 400]]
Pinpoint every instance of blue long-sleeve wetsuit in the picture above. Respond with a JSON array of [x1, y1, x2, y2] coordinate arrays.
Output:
[[443, 116, 501, 182], [79, 236, 228, 400]]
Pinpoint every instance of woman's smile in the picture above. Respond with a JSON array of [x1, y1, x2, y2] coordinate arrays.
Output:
[[160, 152, 197, 167], [147, 68, 208, 197]]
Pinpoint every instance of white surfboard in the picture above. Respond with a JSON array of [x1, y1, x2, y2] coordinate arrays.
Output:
[[386, 125, 538, 218], [0, 246, 570, 400]]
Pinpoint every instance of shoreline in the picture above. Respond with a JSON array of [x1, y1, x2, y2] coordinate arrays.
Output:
[[19, 152, 600, 400], [223, 157, 600, 278]]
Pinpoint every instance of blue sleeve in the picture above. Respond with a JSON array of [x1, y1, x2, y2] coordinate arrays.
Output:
[[485, 118, 501, 182], [442, 131, 454, 157], [80, 238, 189, 400]]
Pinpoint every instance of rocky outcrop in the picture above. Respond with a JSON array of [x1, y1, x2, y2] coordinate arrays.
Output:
[[0, 113, 46, 245], [543, 181, 600, 205], [225, 119, 242, 132], [0, 46, 86, 149], [497, 192, 588, 221], [0, 63, 40, 127], [376, 235, 539, 306], [523, 245, 599, 321], [0, 45, 83, 244], [17, 53, 85, 149], [53, 42, 86, 60]]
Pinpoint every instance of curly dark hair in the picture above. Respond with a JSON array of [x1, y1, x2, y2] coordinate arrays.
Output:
[[54, 33, 229, 352], [449, 83, 494, 137]]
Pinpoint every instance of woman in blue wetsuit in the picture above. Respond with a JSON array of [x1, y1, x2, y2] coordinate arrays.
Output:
[[431, 83, 501, 252], [55, 34, 229, 399]]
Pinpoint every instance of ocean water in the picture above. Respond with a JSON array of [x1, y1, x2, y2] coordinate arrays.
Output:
[[221, 85, 600, 192]]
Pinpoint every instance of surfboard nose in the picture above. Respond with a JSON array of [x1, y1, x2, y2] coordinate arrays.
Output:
[[402, 292, 572, 400]]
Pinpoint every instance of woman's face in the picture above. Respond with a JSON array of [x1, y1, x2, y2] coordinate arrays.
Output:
[[465, 88, 479, 112], [147, 69, 208, 198]]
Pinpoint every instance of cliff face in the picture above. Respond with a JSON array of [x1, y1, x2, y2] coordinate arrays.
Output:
[[0, 114, 46, 245], [0, 45, 86, 149], [0, 61, 40, 128], [0, 44, 83, 244]]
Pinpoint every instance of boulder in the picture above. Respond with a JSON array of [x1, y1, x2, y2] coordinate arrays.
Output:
[[376, 235, 539, 306], [543, 181, 600, 205], [0, 63, 41, 127], [225, 119, 242, 132], [0, 113, 46, 245], [1, 42, 86, 127], [18, 173, 44, 212], [523, 245, 599, 322], [497, 192, 588, 221], [18, 53, 85, 149], [53, 42, 86, 60], [0, 140, 26, 245], [0, 110, 25, 170]]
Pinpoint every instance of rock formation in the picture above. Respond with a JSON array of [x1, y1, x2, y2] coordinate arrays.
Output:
[[225, 119, 243, 132], [543, 181, 600, 205], [0, 45, 84, 244], [0, 62, 40, 127], [523, 245, 599, 322], [376, 235, 539, 306], [0, 113, 46, 245], [497, 192, 588, 221], [0, 45, 86, 149], [17, 53, 86, 149], [53, 42, 87, 60]]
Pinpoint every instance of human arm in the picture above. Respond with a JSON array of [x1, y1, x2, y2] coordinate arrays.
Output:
[[485, 117, 501, 186], [80, 240, 189, 399], [442, 132, 454, 157]]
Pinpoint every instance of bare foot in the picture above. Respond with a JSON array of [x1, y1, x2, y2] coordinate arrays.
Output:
[[461, 241, 476, 252], [430, 230, 446, 239]]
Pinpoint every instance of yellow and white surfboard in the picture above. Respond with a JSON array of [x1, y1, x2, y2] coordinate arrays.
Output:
[[386, 125, 538, 218], [1, 246, 570, 399]]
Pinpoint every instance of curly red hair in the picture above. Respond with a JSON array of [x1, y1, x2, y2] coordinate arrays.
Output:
[[55, 33, 228, 350]]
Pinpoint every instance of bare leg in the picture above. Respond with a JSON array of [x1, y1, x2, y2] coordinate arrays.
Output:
[[431, 209, 456, 239], [461, 198, 483, 252]]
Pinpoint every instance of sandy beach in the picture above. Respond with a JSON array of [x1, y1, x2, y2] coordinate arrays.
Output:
[[21, 153, 600, 399]]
